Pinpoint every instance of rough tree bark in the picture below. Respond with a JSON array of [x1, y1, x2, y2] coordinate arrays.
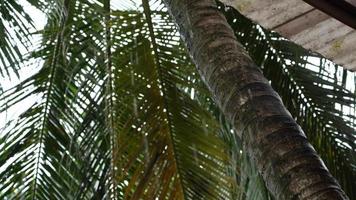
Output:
[[162, 0, 349, 199]]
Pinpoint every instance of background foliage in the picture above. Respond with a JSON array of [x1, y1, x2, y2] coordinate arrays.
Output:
[[0, 0, 355, 199]]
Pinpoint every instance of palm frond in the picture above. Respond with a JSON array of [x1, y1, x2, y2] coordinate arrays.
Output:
[[104, 1, 237, 198], [1, 0, 355, 199], [0, 0, 105, 198], [1, 0, 239, 199], [0, 0, 35, 77]]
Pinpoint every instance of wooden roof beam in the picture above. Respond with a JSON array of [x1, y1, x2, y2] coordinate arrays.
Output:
[[303, 0, 356, 29]]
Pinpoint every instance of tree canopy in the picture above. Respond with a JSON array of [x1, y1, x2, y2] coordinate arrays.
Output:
[[0, 0, 355, 199]]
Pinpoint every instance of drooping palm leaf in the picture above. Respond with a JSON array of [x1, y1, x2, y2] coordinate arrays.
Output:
[[0, 0, 106, 198], [1, 0, 238, 199], [1, 0, 355, 199], [104, 1, 237, 198], [0, 0, 42, 77]]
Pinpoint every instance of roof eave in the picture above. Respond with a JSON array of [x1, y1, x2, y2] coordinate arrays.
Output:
[[303, 0, 356, 29]]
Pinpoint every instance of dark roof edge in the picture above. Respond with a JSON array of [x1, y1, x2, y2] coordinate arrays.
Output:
[[303, 0, 356, 29]]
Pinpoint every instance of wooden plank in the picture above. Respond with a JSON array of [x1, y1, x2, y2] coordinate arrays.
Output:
[[274, 9, 330, 37], [221, 0, 356, 70], [318, 31, 356, 70], [303, 0, 356, 29], [291, 19, 352, 53], [221, 0, 312, 29], [291, 18, 356, 70]]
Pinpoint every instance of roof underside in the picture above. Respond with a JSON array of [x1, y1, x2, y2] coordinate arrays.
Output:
[[221, 0, 356, 71]]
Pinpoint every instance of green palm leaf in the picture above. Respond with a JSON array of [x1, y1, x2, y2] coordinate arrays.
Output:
[[0, 0, 42, 77], [0, 0, 355, 199], [1, 0, 238, 199]]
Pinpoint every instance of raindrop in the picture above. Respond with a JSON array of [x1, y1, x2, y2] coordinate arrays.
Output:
[[192, 144, 198, 164], [143, 135, 149, 167], [247, 89, 253, 99], [133, 98, 138, 117]]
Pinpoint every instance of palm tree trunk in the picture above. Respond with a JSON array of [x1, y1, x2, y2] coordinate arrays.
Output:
[[162, 0, 349, 199]]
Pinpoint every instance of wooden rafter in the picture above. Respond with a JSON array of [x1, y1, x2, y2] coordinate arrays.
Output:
[[303, 0, 356, 29]]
